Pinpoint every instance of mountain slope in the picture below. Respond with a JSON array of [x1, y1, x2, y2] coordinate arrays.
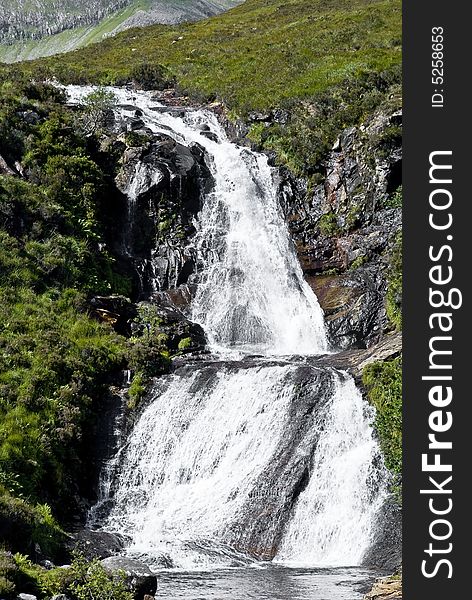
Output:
[[0, 0, 243, 62]]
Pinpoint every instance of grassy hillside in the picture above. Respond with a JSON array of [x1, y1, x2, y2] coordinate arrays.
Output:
[[0, 1, 139, 62], [14, 0, 401, 113]]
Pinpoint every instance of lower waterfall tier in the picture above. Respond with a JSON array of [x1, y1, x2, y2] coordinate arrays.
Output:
[[90, 358, 387, 570]]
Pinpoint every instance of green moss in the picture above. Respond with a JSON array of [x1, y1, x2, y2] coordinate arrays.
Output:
[[386, 231, 402, 330], [344, 202, 362, 232], [350, 255, 368, 270], [373, 123, 402, 158], [0, 552, 17, 599], [177, 337, 192, 351], [0, 575, 16, 599], [383, 184, 402, 209], [0, 494, 65, 559], [318, 212, 339, 237], [247, 122, 267, 146], [127, 371, 146, 410], [363, 357, 402, 479], [124, 131, 150, 148]]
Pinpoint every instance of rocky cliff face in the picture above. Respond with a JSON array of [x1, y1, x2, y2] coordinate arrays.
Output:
[[279, 107, 402, 349], [0, 0, 244, 62], [110, 122, 214, 298], [93, 95, 402, 353], [0, 0, 130, 43]]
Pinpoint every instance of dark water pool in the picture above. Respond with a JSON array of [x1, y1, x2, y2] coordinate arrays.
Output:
[[155, 566, 381, 600]]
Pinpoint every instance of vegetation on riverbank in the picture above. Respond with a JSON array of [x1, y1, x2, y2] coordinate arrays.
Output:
[[0, 550, 133, 600], [363, 356, 402, 494], [0, 75, 174, 567]]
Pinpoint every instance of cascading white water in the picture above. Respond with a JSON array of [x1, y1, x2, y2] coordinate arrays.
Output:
[[66, 84, 327, 356], [66, 86, 388, 570], [275, 374, 387, 567], [102, 364, 301, 568]]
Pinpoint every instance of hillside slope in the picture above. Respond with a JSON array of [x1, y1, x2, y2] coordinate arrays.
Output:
[[0, 0, 243, 62], [16, 0, 401, 111]]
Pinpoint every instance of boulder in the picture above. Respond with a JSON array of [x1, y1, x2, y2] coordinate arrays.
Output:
[[17, 594, 38, 600], [89, 296, 137, 337], [131, 302, 206, 354], [101, 557, 157, 600], [199, 130, 219, 143], [65, 529, 128, 561], [0, 154, 17, 176]]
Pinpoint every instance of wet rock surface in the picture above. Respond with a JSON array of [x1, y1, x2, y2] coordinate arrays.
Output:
[[314, 332, 402, 380], [65, 529, 129, 561], [101, 556, 157, 599], [223, 364, 336, 559], [362, 500, 402, 572], [279, 107, 402, 349], [109, 128, 214, 298]]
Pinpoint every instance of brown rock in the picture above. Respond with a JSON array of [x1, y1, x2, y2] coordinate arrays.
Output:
[[364, 575, 402, 599]]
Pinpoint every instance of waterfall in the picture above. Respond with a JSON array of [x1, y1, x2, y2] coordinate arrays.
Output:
[[275, 374, 387, 567], [66, 86, 388, 570]]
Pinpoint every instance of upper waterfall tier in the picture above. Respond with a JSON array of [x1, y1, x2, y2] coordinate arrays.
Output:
[[66, 86, 328, 356]]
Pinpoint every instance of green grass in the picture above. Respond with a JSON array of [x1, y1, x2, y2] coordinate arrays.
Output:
[[386, 230, 402, 330], [1, 551, 133, 600], [363, 356, 402, 478], [12, 0, 401, 114]]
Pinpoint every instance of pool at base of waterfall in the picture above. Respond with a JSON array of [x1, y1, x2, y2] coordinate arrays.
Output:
[[155, 566, 381, 599]]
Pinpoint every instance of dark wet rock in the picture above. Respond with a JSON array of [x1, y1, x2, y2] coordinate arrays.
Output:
[[199, 130, 219, 143], [362, 499, 402, 572], [309, 266, 386, 349], [280, 107, 402, 350], [153, 284, 195, 311], [132, 302, 206, 354], [313, 332, 402, 380], [216, 363, 336, 560], [0, 154, 17, 176], [64, 529, 128, 561], [20, 110, 40, 125], [113, 132, 214, 298], [128, 117, 145, 131], [89, 295, 137, 336], [101, 557, 157, 600]]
